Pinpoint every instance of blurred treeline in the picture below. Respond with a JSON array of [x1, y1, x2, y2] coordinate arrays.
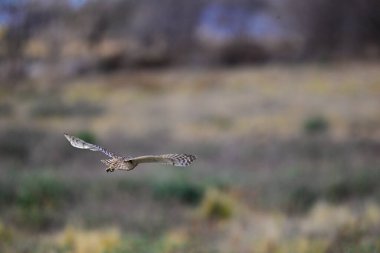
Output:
[[0, 0, 379, 81]]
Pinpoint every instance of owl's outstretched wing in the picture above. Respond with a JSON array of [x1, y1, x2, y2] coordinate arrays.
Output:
[[128, 154, 196, 167], [64, 134, 116, 158]]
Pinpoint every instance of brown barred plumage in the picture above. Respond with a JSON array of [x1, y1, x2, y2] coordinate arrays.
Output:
[[64, 134, 196, 172]]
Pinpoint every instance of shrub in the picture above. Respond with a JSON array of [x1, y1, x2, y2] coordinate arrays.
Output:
[[325, 180, 351, 203], [15, 207, 62, 230], [0, 176, 16, 208], [218, 39, 269, 65], [17, 173, 74, 209], [286, 185, 319, 214], [97, 53, 125, 72], [0, 221, 13, 246], [152, 177, 204, 205], [325, 224, 380, 253], [325, 171, 379, 203], [198, 188, 234, 221], [111, 235, 164, 253], [303, 115, 329, 135], [14, 172, 76, 230], [350, 172, 378, 196]]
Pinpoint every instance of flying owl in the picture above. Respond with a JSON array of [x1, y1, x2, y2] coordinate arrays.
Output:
[[64, 134, 196, 172]]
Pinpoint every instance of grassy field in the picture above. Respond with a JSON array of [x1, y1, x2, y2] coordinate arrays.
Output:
[[1, 62, 380, 252]]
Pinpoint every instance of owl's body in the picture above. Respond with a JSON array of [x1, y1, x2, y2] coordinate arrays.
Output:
[[64, 134, 196, 172], [101, 157, 136, 172]]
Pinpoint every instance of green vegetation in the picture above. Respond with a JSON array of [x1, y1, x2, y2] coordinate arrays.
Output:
[[326, 224, 380, 253], [198, 188, 235, 220], [0, 102, 13, 117], [17, 172, 74, 209], [286, 185, 319, 214], [1, 64, 380, 252], [0, 175, 16, 208], [0, 171, 79, 230], [303, 115, 329, 135], [325, 170, 380, 203], [0, 222, 13, 247], [14, 172, 76, 230], [280, 168, 380, 214], [151, 176, 205, 205]]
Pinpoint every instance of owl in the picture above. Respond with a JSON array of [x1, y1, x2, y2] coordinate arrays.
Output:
[[64, 134, 196, 172]]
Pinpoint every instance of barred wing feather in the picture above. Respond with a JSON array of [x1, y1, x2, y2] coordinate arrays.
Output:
[[64, 134, 116, 158], [130, 154, 196, 167]]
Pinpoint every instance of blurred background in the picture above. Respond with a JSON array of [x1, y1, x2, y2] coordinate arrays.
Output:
[[0, 0, 380, 252]]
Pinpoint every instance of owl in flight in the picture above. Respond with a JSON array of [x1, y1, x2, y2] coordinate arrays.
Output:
[[64, 134, 196, 172]]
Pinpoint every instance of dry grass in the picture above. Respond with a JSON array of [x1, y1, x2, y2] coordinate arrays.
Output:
[[1, 62, 380, 252], [192, 200, 380, 253], [55, 226, 121, 253], [3, 62, 380, 140]]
